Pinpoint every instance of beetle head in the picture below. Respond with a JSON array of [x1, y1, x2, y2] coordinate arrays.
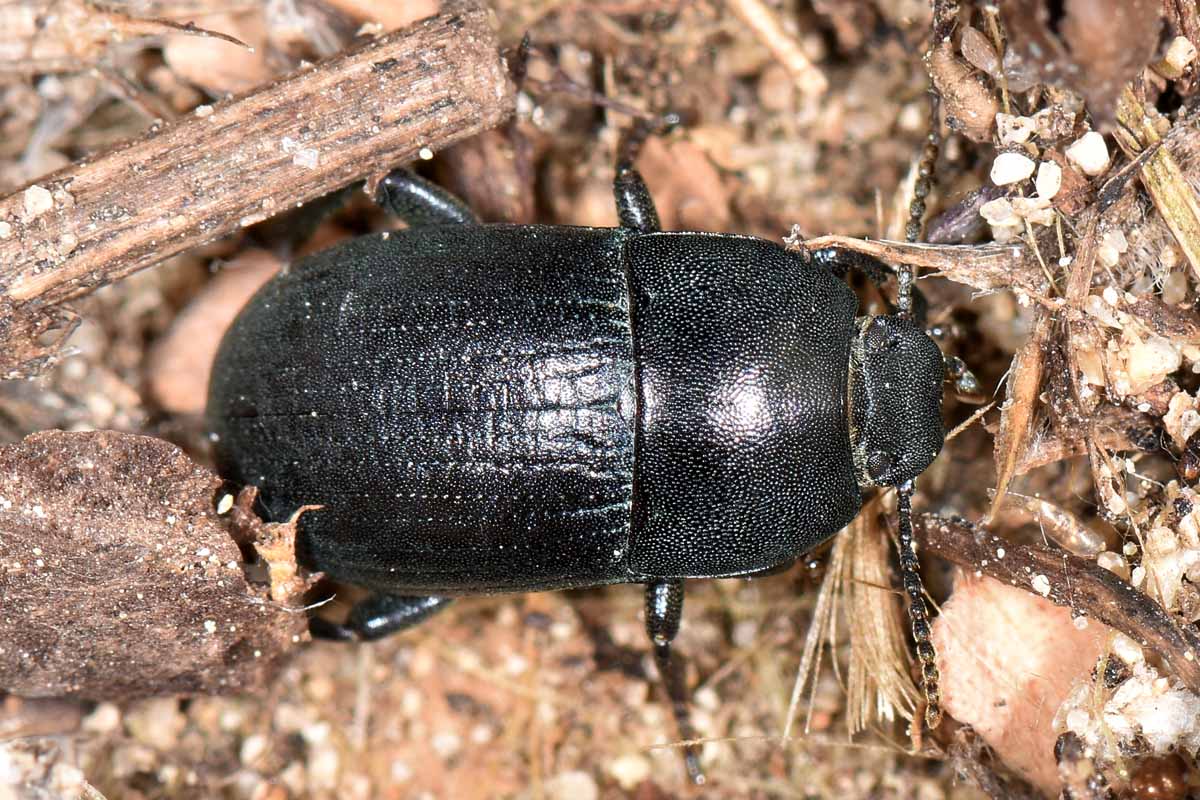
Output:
[[848, 315, 944, 487]]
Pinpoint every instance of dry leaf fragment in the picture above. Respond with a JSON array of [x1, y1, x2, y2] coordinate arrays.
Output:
[[0, 430, 305, 700], [933, 572, 1112, 795], [989, 309, 1052, 521]]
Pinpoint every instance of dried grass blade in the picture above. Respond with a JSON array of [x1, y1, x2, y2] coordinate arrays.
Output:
[[989, 308, 1052, 521], [1115, 87, 1200, 283]]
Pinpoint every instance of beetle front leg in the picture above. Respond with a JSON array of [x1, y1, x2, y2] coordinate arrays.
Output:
[[644, 579, 706, 785], [375, 169, 479, 226], [310, 593, 452, 641], [810, 246, 930, 325]]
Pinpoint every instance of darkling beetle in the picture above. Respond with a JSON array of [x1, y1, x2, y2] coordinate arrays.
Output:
[[206, 117, 947, 784]]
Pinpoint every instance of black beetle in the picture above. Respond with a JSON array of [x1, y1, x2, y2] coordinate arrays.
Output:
[[206, 121, 946, 783]]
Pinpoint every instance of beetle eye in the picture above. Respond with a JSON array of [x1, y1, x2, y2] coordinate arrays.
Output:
[[866, 450, 892, 481], [865, 318, 898, 352]]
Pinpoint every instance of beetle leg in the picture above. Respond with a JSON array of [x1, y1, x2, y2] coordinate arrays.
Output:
[[614, 164, 660, 233], [613, 113, 681, 233], [375, 170, 479, 226], [644, 579, 706, 785], [810, 246, 930, 325], [309, 593, 453, 641]]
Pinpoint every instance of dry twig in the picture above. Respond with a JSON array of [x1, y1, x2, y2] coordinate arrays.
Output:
[[0, 0, 513, 376], [793, 235, 1047, 299]]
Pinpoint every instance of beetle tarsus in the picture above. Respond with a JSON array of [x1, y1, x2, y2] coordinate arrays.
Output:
[[645, 580, 706, 785]]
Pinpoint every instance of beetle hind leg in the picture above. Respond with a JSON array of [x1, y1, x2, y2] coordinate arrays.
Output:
[[310, 593, 452, 641], [375, 170, 479, 226], [644, 579, 706, 785]]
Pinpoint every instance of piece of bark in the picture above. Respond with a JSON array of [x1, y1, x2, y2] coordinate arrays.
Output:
[[917, 514, 1200, 693], [0, 430, 306, 700], [0, 0, 513, 377]]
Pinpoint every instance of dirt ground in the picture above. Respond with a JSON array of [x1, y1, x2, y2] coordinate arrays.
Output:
[[2, 0, 1200, 798]]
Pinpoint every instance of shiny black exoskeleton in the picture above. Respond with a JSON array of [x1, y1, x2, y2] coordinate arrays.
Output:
[[207, 133, 945, 783]]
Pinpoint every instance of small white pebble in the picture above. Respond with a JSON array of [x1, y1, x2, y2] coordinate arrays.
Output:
[[1031, 574, 1051, 596], [1102, 286, 1121, 305], [431, 731, 461, 758], [1097, 551, 1130, 580], [194, 104, 214, 117], [83, 702, 122, 734], [1165, 35, 1197, 73], [996, 547, 1006, 559], [307, 746, 340, 790], [1012, 195, 1055, 226], [545, 771, 598, 800], [418, 146, 434, 160], [216, 494, 234, 514], [990, 152, 1036, 186], [1035, 160, 1062, 200], [0, 220, 11, 239], [203, 620, 217, 634], [1103, 228, 1128, 256], [301, 721, 330, 745], [1066, 131, 1110, 176], [1065, 708, 1090, 732], [609, 754, 651, 791], [240, 734, 268, 765], [1163, 269, 1188, 305], [1131, 565, 1146, 587], [23, 185, 54, 219], [1112, 632, 1145, 664], [1123, 541, 1139, 557], [1072, 615, 1089, 630], [996, 113, 1036, 145], [980, 197, 1017, 226]]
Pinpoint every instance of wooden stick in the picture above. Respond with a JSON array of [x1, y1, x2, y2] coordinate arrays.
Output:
[[0, 0, 513, 311]]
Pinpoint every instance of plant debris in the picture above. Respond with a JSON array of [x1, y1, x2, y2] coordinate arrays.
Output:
[[0, 430, 306, 700]]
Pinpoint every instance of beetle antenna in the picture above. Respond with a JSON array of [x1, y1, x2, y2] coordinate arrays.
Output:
[[897, 93, 941, 319], [896, 482, 941, 732]]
